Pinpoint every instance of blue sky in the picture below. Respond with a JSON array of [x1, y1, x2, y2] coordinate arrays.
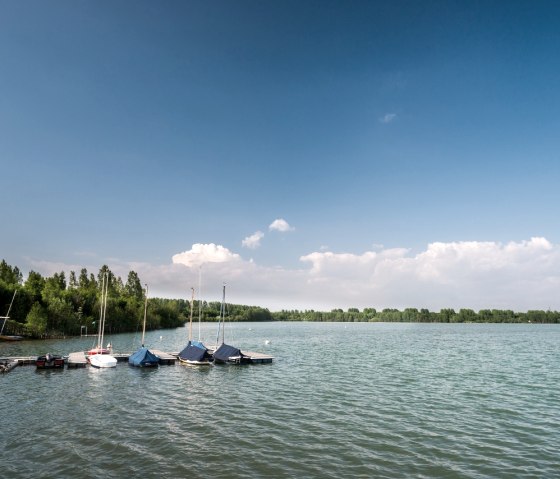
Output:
[[2, 1, 560, 311]]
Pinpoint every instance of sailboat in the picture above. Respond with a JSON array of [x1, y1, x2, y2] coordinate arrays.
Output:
[[0, 290, 23, 341], [129, 284, 159, 367], [88, 273, 117, 368], [178, 287, 213, 366], [178, 286, 213, 366], [212, 284, 250, 365]]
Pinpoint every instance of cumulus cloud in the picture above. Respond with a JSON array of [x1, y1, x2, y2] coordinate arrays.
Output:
[[298, 237, 560, 310], [380, 113, 397, 123], [172, 243, 240, 268], [269, 218, 294, 232], [242, 231, 264, 249]]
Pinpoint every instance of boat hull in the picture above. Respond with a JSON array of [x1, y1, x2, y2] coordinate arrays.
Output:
[[129, 360, 159, 367], [89, 354, 117, 368], [87, 347, 111, 355], [0, 335, 24, 341], [213, 356, 251, 365], [178, 357, 212, 366]]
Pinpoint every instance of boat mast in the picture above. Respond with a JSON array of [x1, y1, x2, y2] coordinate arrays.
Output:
[[198, 267, 202, 341], [99, 272, 109, 350], [0, 290, 17, 335], [220, 284, 226, 345], [141, 284, 148, 347], [189, 287, 194, 343], [215, 283, 227, 348], [102, 273, 109, 348], [97, 274, 105, 349]]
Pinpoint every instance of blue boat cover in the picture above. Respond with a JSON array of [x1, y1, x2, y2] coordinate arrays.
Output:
[[178, 341, 211, 362], [213, 343, 244, 362], [128, 347, 160, 366]]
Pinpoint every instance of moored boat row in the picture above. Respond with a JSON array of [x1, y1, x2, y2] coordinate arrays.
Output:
[[0, 347, 273, 373], [177, 284, 253, 366], [3, 282, 272, 373]]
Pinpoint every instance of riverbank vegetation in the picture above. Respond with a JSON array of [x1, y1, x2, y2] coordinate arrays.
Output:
[[0, 261, 189, 338], [272, 308, 560, 323], [1, 260, 558, 338]]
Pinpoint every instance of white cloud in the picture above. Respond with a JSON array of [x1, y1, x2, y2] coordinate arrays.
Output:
[[172, 243, 240, 268], [269, 218, 294, 232], [22, 237, 560, 312], [298, 237, 559, 310], [242, 231, 264, 249], [380, 113, 397, 123]]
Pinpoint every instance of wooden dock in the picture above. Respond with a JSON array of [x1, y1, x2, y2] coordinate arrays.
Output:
[[0, 359, 19, 373], [152, 350, 177, 365], [243, 351, 274, 364], [67, 352, 88, 368], [206, 346, 274, 364]]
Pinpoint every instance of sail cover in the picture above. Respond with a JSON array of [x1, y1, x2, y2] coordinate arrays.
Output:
[[179, 341, 211, 362], [128, 347, 159, 367], [213, 343, 244, 363]]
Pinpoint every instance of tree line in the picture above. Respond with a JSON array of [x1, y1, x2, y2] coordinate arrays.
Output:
[[1, 259, 558, 339], [0, 260, 191, 338], [271, 307, 560, 323]]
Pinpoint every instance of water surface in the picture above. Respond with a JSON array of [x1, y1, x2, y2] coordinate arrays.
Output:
[[1, 322, 558, 478]]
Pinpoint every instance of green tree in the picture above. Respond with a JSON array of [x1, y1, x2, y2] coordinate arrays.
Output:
[[24, 270, 45, 303], [439, 308, 456, 323], [403, 308, 419, 322], [78, 268, 90, 289], [455, 308, 477, 323], [124, 271, 144, 301], [478, 309, 493, 322], [0, 260, 23, 285], [69, 271, 77, 289], [26, 302, 48, 335], [47, 297, 76, 333]]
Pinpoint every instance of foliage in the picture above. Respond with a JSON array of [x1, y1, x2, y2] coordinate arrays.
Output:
[[0, 261, 188, 338], [271, 307, 560, 323]]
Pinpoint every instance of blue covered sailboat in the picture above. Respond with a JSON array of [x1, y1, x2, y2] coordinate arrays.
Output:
[[213, 343, 249, 365], [129, 284, 159, 367], [212, 285, 250, 365], [178, 287, 213, 366], [129, 346, 160, 367], [178, 340, 213, 365]]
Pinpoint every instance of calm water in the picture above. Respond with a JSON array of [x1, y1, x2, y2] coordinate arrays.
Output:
[[1, 322, 559, 478]]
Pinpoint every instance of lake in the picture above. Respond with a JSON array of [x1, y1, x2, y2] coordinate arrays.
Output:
[[1, 322, 558, 478]]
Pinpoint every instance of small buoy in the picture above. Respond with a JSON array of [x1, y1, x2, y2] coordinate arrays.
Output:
[[159, 336, 163, 341]]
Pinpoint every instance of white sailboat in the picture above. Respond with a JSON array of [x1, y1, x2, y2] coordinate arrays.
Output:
[[88, 273, 117, 368]]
